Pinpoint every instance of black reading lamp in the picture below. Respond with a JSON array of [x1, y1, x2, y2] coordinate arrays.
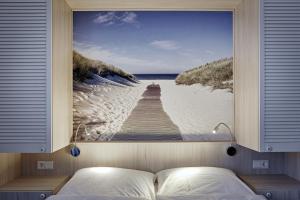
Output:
[[70, 123, 90, 157], [212, 122, 237, 156]]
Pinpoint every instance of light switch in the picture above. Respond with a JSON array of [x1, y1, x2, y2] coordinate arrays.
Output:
[[253, 160, 269, 169], [37, 161, 54, 170]]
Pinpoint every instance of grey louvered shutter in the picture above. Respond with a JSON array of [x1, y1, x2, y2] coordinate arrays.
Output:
[[0, 0, 51, 152], [261, 0, 300, 152]]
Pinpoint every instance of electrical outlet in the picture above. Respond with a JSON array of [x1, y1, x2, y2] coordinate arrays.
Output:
[[253, 160, 269, 169], [37, 161, 54, 170]]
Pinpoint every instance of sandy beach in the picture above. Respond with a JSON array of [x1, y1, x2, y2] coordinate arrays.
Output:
[[146, 80, 233, 141], [73, 82, 146, 141], [73, 79, 233, 141]]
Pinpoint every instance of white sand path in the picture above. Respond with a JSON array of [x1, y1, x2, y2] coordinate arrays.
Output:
[[142, 80, 233, 141]]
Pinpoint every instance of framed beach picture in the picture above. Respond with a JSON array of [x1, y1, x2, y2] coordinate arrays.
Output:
[[73, 11, 233, 142]]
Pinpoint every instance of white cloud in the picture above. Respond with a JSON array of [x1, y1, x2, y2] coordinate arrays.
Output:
[[150, 40, 179, 50], [93, 12, 138, 26], [93, 12, 116, 24], [205, 50, 215, 55], [178, 49, 194, 57], [74, 42, 113, 61], [121, 12, 138, 24], [73, 41, 166, 73]]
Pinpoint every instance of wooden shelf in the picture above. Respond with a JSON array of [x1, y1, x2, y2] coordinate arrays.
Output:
[[0, 176, 69, 200], [240, 175, 300, 200]]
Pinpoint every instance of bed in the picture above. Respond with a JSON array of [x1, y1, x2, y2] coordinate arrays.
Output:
[[47, 167, 266, 200]]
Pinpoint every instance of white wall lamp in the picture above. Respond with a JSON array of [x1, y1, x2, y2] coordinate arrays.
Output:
[[212, 122, 237, 156], [70, 123, 90, 157]]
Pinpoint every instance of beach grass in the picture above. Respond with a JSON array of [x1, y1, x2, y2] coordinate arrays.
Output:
[[73, 51, 137, 83], [175, 57, 233, 92]]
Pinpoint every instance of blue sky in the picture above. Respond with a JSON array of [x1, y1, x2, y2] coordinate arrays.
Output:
[[74, 11, 232, 74]]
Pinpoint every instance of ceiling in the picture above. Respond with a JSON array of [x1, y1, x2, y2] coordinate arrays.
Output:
[[66, 0, 242, 11]]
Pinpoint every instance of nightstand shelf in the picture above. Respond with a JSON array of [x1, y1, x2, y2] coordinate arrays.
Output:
[[0, 176, 69, 200], [240, 175, 300, 200]]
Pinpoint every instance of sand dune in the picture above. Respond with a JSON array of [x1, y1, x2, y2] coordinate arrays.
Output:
[[84, 74, 126, 87], [73, 82, 146, 141]]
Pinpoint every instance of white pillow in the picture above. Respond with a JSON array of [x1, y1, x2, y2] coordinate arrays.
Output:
[[156, 167, 254, 196], [47, 195, 150, 200], [157, 194, 267, 200], [58, 167, 155, 200]]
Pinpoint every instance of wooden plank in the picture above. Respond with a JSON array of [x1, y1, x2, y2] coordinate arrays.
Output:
[[52, 0, 73, 152], [240, 175, 300, 200], [0, 153, 21, 186], [284, 152, 300, 182], [240, 175, 300, 191], [66, 0, 242, 11], [0, 176, 69, 194], [234, 0, 260, 151], [21, 144, 284, 176], [113, 84, 182, 141]]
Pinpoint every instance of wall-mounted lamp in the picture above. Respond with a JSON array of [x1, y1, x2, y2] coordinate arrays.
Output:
[[212, 122, 237, 156], [70, 123, 90, 157]]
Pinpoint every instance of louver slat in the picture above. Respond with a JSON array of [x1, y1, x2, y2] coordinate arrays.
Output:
[[0, 0, 51, 153], [262, 0, 300, 151]]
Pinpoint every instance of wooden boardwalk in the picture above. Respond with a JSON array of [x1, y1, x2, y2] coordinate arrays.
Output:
[[112, 84, 182, 141]]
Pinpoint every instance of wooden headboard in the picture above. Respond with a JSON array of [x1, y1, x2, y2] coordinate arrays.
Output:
[[22, 142, 284, 176]]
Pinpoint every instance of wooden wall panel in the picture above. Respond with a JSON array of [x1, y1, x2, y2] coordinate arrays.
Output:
[[52, 0, 73, 152], [0, 154, 21, 186], [22, 143, 284, 176], [66, 0, 241, 11], [284, 153, 300, 182], [234, 0, 260, 151]]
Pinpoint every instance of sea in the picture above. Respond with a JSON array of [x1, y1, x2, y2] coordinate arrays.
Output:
[[134, 74, 178, 80]]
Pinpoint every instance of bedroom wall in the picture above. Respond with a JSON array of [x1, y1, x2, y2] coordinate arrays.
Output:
[[284, 153, 300, 181], [0, 153, 21, 186], [21, 143, 284, 176], [18, 0, 289, 181]]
